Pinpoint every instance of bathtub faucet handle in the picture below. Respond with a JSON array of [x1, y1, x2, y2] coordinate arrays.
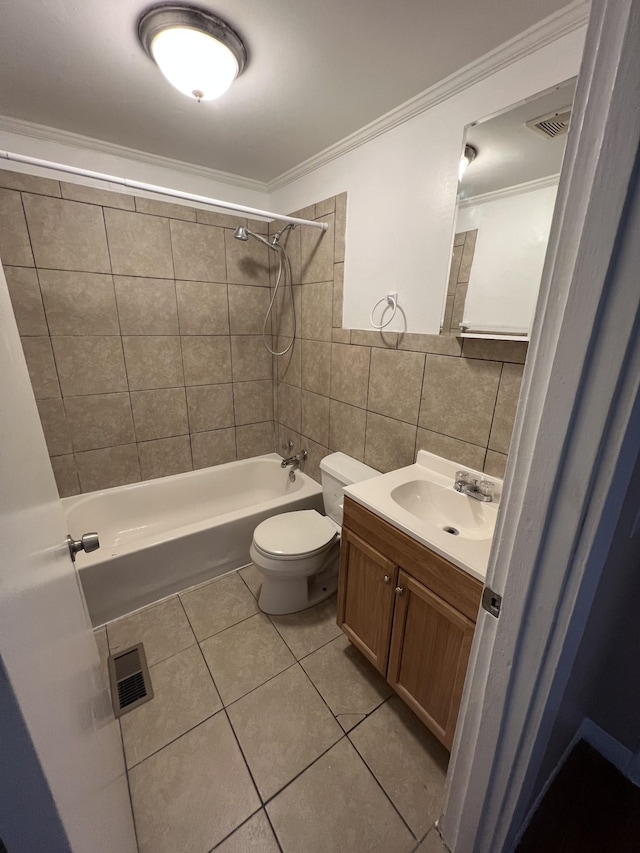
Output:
[[280, 449, 307, 470], [66, 531, 100, 562]]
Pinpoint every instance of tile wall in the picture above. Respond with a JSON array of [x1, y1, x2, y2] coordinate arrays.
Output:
[[273, 194, 526, 482], [0, 168, 275, 495], [1, 168, 526, 497]]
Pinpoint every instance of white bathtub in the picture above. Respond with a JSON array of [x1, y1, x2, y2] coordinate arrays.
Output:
[[63, 454, 323, 626]]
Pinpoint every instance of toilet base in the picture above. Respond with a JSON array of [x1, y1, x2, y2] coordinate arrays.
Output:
[[257, 553, 339, 615]]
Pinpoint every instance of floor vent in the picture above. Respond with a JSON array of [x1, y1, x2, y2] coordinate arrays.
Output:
[[108, 643, 153, 718]]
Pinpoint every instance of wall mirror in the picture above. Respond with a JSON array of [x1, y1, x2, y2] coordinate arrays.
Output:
[[442, 77, 576, 340]]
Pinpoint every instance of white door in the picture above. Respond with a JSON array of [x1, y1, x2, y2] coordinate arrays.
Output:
[[0, 261, 137, 851]]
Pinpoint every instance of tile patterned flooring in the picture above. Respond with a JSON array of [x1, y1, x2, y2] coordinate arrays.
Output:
[[96, 565, 449, 853]]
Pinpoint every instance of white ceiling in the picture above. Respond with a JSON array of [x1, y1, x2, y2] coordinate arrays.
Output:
[[0, 0, 571, 183]]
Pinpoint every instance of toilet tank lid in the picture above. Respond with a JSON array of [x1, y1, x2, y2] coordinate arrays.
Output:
[[319, 452, 380, 486]]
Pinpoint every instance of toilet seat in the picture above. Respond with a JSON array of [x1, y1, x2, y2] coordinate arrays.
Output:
[[252, 510, 337, 559]]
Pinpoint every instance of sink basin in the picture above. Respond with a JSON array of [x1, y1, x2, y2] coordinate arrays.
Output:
[[390, 479, 496, 541]]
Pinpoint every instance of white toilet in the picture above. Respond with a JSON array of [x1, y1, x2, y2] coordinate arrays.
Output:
[[249, 452, 379, 615]]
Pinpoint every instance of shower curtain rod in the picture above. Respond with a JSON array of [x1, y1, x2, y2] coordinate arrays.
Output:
[[0, 151, 329, 231]]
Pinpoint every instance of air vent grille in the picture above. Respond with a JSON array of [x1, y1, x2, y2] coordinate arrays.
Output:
[[526, 108, 572, 140], [108, 643, 153, 717]]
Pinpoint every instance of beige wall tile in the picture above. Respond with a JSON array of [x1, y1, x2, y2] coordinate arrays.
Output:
[[458, 230, 477, 282], [315, 197, 336, 217], [187, 384, 234, 432], [364, 412, 415, 473], [39, 270, 119, 335], [190, 428, 237, 469], [75, 443, 141, 491], [131, 388, 188, 441], [37, 399, 72, 455], [334, 193, 347, 264], [332, 327, 351, 343], [278, 225, 301, 285], [330, 343, 370, 408], [196, 209, 246, 229], [277, 382, 301, 432], [301, 339, 331, 395], [5, 266, 47, 335], [301, 390, 330, 446], [301, 438, 330, 483], [114, 276, 178, 335], [489, 363, 524, 454], [301, 281, 333, 341], [122, 335, 183, 390], [134, 196, 196, 221], [230, 336, 272, 381], [236, 421, 274, 459], [104, 208, 173, 278], [224, 229, 270, 286], [53, 336, 127, 396], [484, 449, 507, 479], [170, 220, 225, 282], [462, 338, 528, 363], [333, 262, 344, 327], [301, 214, 335, 283], [398, 333, 462, 355], [21, 336, 61, 398], [419, 355, 501, 446], [176, 280, 229, 335], [23, 194, 110, 272], [272, 284, 300, 341], [181, 336, 231, 385], [329, 400, 366, 461], [138, 435, 193, 480], [0, 170, 60, 196], [451, 281, 468, 332], [228, 285, 270, 335], [276, 424, 301, 457], [64, 393, 134, 451], [50, 454, 80, 497], [234, 380, 273, 425], [368, 348, 425, 424], [416, 429, 486, 471], [0, 189, 34, 266], [351, 330, 398, 348], [276, 337, 301, 387], [60, 181, 135, 210]]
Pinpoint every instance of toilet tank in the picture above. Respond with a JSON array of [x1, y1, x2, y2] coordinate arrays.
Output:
[[320, 452, 379, 526]]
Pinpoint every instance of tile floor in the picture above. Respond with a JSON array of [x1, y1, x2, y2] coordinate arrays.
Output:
[[96, 565, 450, 853]]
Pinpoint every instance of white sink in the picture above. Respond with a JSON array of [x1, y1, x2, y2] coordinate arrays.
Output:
[[390, 479, 496, 541], [343, 450, 502, 581]]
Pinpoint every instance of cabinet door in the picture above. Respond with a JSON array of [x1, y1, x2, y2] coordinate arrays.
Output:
[[337, 528, 398, 675], [388, 570, 475, 750]]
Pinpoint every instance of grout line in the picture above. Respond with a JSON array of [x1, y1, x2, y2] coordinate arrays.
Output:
[[204, 806, 269, 853], [346, 729, 418, 842]]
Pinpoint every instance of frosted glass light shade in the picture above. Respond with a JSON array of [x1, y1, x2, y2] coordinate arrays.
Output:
[[138, 6, 247, 102], [151, 27, 239, 100]]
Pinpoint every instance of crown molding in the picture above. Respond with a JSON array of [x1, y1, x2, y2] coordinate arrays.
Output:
[[267, 0, 590, 192], [458, 173, 561, 208], [0, 115, 268, 194]]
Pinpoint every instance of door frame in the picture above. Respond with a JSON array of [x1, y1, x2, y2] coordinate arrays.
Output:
[[441, 1, 640, 850]]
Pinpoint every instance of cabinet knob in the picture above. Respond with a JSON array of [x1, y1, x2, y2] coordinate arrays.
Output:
[[395, 586, 404, 596], [383, 574, 391, 584]]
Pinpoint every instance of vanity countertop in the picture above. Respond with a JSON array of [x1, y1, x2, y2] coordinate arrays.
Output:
[[343, 450, 502, 582]]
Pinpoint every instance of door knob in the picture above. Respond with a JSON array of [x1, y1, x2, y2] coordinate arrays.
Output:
[[395, 586, 404, 596], [67, 532, 100, 562], [383, 575, 391, 584]]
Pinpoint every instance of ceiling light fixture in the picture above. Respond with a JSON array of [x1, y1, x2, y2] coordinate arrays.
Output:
[[138, 5, 247, 102], [459, 144, 477, 181]]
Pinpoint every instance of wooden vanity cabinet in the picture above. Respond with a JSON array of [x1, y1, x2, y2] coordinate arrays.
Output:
[[337, 497, 483, 750]]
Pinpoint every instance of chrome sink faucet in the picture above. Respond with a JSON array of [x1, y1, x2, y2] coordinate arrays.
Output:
[[454, 470, 495, 502]]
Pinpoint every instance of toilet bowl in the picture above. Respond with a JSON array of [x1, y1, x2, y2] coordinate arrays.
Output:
[[250, 453, 379, 615]]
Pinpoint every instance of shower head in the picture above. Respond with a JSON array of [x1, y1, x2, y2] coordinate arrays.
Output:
[[233, 226, 250, 241]]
